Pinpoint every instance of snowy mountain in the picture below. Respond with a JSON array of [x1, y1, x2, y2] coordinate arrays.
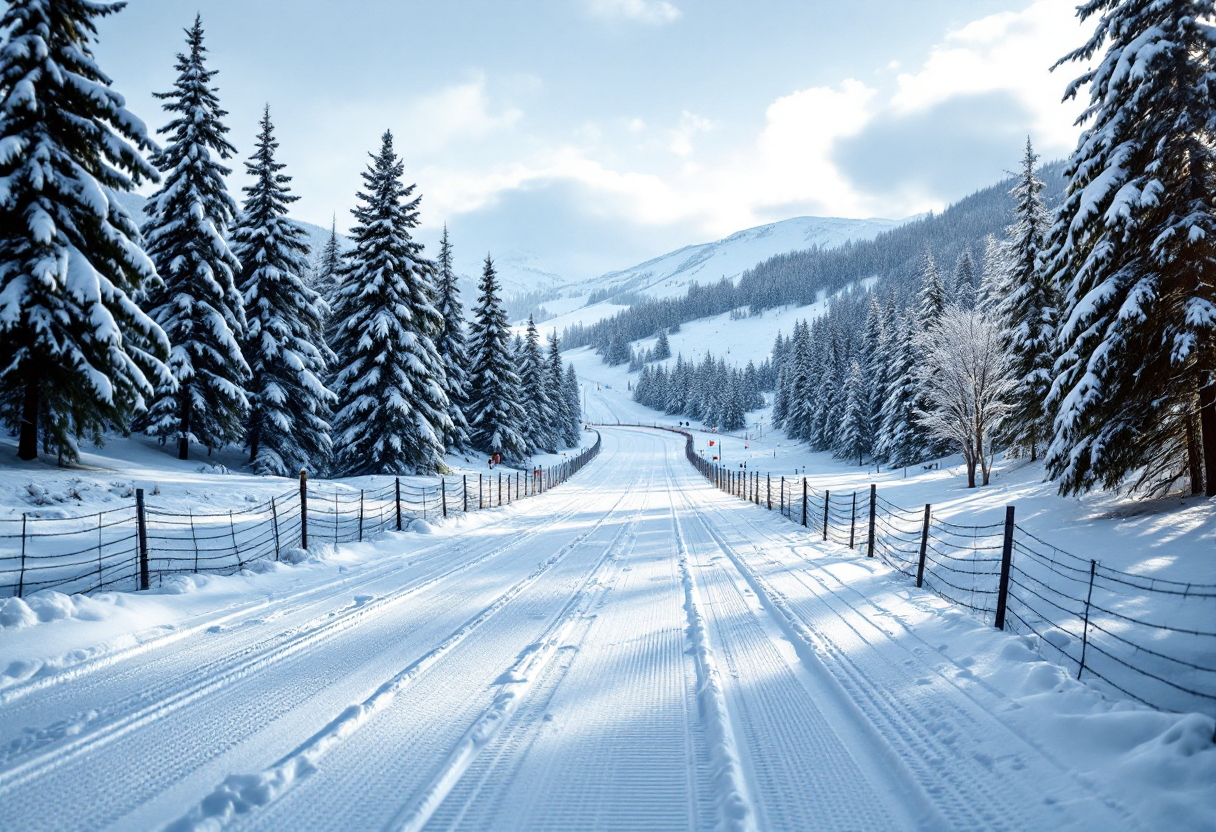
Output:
[[529, 215, 905, 331]]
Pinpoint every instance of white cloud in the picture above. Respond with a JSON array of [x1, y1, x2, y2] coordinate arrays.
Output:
[[587, 0, 681, 26], [403, 75, 524, 154], [890, 0, 1086, 149], [668, 111, 714, 156]]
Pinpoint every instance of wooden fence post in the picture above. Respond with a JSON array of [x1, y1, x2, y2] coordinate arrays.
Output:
[[498, 472, 502, 506], [849, 491, 857, 549], [299, 470, 309, 550], [801, 478, 807, 527], [994, 505, 1016, 630], [358, 489, 365, 542], [463, 475, 468, 513], [479, 473, 484, 509], [767, 474, 772, 511], [395, 477, 402, 531], [1077, 560, 1097, 679], [441, 479, 448, 518], [866, 484, 876, 558], [916, 504, 931, 588], [271, 497, 281, 561], [780, 476, 785, 516], [822, 490, 830, 541], [136, 488, 149, 591], [17, 513, 27, 597]]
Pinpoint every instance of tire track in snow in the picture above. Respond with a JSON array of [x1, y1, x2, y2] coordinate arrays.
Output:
[[678, 444, 1140, 830], [419, 443, 710, 832], [0, 481, 596, 789], [156, 455, 649, 832]]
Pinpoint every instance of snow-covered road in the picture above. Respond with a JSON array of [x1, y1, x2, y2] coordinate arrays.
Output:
[[0, 428, 1150, 831]]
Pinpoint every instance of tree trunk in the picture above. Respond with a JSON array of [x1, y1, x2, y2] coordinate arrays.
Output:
[[1185, 409, 1203, 496], [177, 388, 191, 461], [1200, 370, 1216, 498], [17, 383, 37, 461]]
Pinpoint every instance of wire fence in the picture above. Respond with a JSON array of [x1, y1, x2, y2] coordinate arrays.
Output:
[[0, 432, 602, 599], [669, 426, 1216, 718]]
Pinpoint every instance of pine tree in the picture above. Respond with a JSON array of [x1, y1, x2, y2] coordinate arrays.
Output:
[[0, 0, 171, 462], [952, 247, 977, 310], [548, 331, 580, 446], [878, 311, 925, 469], [329, 130, 450, 475], [435, 224, 472, 452], [232, 106, 335, 477], [313, 216, 341, 302], [520, 315, 556, 452], [467, 255, 528, 460], [140, 16, 249, 461], [917, 248, 948, 326], [837, 360, 869, 465], [1047, 0, 1216, 497], [654, 329, 672, 360], [565, 363, 582, 432], [998, 139, 1056, 462]]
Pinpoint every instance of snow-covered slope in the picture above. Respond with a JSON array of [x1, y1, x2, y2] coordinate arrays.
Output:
[[529, 215, 902, 331]]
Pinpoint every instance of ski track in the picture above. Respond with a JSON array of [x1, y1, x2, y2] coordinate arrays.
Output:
[[0, 427, 1151, 832]]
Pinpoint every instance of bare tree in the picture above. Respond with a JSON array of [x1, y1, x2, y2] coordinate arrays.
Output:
[[915, 307, 1015, 487]]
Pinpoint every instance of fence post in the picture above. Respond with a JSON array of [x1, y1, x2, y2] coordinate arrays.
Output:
[[849, 491, 857, 549], [801, 478, 807, 527], [479, 473, 483, 509], [767, 474, 772, 511], [17, 513, 26, 598], [463, 475, 468, 513], [136, 488, 149, 591], [299, 470, 308, 550], [271, 497, 281, 561], [1077, 560, 1096, 679], [916, 504, 931, 588], [866, 484, 876, 558], [780, 476, 785, 516], [498, 472, 502, 507], [822, 490, 830, 541], [395, 477, 402, 531], [994, 505, 1016, 630], [229, 511, 240, 568], [358, 489, 365, 542], [441, 479, 448, 518]]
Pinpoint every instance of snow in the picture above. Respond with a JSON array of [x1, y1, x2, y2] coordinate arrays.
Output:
[[0, 425, 1210, 830]]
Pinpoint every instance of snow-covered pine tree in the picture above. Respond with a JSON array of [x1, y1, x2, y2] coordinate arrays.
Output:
[[837, 360, 869, 465], [232, 106, 335, 477], [548, 331, 580, 447], [140, 16, 249, 461], [1046, 0, 1216, 497], [917, 248, 948, 327], [435, 224, 472, 452], [313, 216, 341, 302], [719, 372, 746, 432], [0, 0, 171, 462], [952, 247, 977, 310], [466, 255, 528, 460], [330, 130, 450, 475], [978, 233, 1010, 315], [997, 139, 1056, 462], [520, 315, 556, 453], [565, 363, 582, 431], [877, 310, 925, 469], [654, 329, 672, 360], [861, 295, 888, 461]]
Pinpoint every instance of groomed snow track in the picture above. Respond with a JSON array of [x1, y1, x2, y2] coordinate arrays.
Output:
[[0, 428, 1143, 831]]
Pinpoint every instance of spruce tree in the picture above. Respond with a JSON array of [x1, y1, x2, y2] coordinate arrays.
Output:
[[141, 16, 249, 461], [330, 131, 450, 475], [435, 224, 472, 451], [998, 139, 1056, 462], [232, 106, 335, 477], [520, 315, 555, 452], [466, 255, 528, 460], [952, 247, 977, 310], [654, 329, 672, 360], [565, 363, 582, 431], [548, 331, 580, 446], [878, 311, 925, 469], [1046, 0, 1216, 496], [0, 0, 171, 462], [917, 248, 948, 327], [313, 216, 341, 302], [837, 360, 869, 465]]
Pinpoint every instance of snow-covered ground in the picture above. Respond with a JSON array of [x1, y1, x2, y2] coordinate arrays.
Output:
[[0, 427, 1210, 831]]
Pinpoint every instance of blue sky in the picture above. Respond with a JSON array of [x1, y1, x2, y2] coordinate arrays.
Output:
[[94, 0, 1089, 280]]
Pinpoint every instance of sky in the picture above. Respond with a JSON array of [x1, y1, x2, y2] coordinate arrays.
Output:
[[91, 0, 1091, 283]]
